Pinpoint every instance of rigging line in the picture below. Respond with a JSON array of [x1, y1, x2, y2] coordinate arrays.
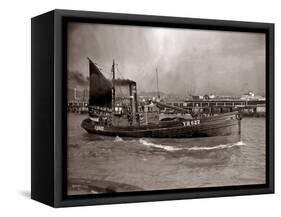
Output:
[[113, 64, 126, 98], [115, 64, 135, 100], [115, 65, 125, 80], [116, 81, 125, 97], [93, 62, 105, 72], [99, 68, 111, 79], [93, 61, 111, 78], [95, 62, 126, 98], [94, 61, 116, 79]]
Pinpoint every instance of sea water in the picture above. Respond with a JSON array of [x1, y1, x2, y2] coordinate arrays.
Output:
[[67, 113, 266, 195]]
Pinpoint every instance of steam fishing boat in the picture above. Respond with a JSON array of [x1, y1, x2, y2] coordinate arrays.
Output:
[[81, 58, 242, 138]]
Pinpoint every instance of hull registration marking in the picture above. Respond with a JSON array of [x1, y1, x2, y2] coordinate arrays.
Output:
[[183, 120, 200, 126], [95, 126, 104, 131]]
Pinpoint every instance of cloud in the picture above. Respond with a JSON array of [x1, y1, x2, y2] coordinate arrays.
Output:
[[67, 23, 265, 96]]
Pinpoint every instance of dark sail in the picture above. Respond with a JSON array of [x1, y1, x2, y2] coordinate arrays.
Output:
[[88, 58, 112, 108]]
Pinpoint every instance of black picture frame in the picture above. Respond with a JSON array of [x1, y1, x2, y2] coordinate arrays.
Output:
[[31, 9, 274, 207]]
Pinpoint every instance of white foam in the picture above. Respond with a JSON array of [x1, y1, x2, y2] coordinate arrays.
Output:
[[188, 141, 245, 151], [139, 139, 181, 151], [114, 136, 124, 142], [139, 139, 246, 152]]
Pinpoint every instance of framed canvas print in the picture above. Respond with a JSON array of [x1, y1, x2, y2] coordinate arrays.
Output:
[[31, 9, 274, 207]]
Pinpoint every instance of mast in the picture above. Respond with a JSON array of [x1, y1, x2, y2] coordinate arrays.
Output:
[[112, 59, 116, 113], [74, 87, 77, 100], [156, 67, 160, 99], [129, 82, 138, 125]]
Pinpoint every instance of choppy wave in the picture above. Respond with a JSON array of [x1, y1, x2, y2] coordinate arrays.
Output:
[[139, 138, 245, 152]]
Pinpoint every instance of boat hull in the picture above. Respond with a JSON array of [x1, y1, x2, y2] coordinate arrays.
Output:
[[81, 112, 241, 138]]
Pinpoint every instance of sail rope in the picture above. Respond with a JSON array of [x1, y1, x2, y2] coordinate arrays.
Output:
[[115, 64, 126, 99], [116, 64, 126, 80]]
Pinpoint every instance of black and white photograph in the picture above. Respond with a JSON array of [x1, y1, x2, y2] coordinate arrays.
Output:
[[0, 0, 279, 213], [66, 22, 266, 195]]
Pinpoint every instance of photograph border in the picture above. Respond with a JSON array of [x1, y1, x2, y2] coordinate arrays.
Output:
[[39, 9, 274, 207]]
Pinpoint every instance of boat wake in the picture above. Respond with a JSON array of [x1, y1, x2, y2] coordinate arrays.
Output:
[[139, 138, 246, 152], [139, 139, 180, 151]]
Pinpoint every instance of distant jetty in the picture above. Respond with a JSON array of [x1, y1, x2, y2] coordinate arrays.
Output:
[[67, 98, 265, 117]]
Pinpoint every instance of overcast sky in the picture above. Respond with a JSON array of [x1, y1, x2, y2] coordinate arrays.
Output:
[[68, 22, 265, 96]]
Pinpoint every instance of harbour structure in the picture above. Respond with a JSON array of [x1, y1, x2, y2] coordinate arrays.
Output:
[[67, 91, 266, 117], [81, 58, 242, 139], [67, 87, 88, 113], [164, 99, 266, 117]]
